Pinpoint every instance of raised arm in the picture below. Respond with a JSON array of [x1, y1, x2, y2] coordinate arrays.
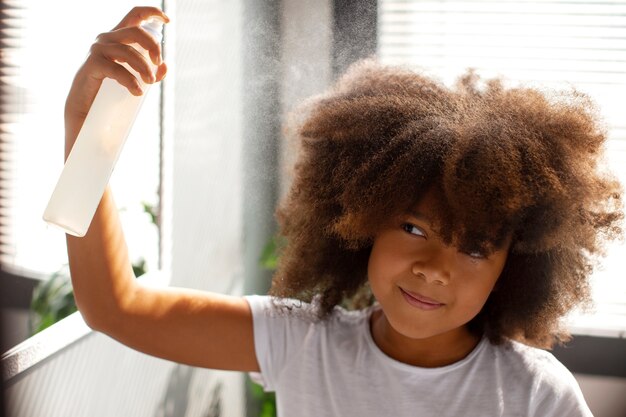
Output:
[[65, 7, 259, 372]]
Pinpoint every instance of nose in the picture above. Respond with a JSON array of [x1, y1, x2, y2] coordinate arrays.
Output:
[[411, 247, 452, 286]]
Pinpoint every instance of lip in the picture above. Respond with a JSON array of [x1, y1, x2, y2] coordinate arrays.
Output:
[[399, 288, 444, 311]]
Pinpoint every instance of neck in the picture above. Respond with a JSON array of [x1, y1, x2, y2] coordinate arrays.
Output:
[[369, 309, 481, 368]]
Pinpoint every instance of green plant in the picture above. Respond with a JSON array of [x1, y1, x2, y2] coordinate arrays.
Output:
[[29, 265, 75, 334], [142, 201, 158, 225], [248, 376, 276, 417], [259, 235, 285, 270], [29, 258, 148, 336]]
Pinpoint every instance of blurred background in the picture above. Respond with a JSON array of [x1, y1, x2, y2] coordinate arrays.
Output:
[[1, 0, 625, 416]]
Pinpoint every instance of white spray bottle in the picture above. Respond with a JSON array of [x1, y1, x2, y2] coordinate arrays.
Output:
[[43, 18, 164, 237]]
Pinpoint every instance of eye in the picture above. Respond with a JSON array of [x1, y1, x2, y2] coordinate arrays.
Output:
[[464, 250, 486, 260], [401, 223, 426, 237]]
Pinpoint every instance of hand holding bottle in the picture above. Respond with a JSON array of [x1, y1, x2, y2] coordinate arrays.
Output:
[[64, 6, 169, 156], [44, 7, 169, 236]]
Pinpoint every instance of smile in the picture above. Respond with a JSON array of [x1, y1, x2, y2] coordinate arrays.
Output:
[[399, 288, 444, 311]]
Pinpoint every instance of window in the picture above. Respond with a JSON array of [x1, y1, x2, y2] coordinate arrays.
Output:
[[0, 1, 162, 279], [378, 0, 626, 335]]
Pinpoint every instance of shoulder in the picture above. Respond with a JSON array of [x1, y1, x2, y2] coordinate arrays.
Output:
[[243, 295, 373, 391], [245, 295, 370, 323], [494, 339, 575, 382], [244, 294, 372, 345], [245, 294, 317, 320], [487, 339, 592, 416]]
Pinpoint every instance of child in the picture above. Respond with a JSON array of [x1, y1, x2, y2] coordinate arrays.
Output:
[[67, 7, 622, 417]]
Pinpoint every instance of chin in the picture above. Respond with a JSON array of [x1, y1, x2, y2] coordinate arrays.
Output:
[[386, 313, 444, 340]]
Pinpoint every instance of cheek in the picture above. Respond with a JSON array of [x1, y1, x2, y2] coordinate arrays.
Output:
[[446, 280, 495, 327], [368, 236, 414, 278], [367, 247, 387, 288], [453, 264, 503, 313], [367, 241, 403, 296], [458, 277, 498, 303], [368, 238, 391, 276]]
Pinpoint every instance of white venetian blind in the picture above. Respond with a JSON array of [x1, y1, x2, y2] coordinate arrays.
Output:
[[378, 0, 626, 335], [0, 1, 161, 278]]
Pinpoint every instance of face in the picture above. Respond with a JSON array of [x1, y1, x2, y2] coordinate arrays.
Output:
[[367, 193, 510, 344]]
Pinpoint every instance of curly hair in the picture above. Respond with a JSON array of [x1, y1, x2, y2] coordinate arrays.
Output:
[[269, 59, 623, 348]]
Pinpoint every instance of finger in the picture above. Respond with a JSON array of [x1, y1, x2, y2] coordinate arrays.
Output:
[[91, 42, 155, 85], [98, 26, 163, 66], [154, 62, 168, 82], [113, 6, 170, 31], [89, 56, 144, 96]]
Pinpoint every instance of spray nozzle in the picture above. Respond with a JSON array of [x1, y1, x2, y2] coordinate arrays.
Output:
[[141, 17, 165, 42]]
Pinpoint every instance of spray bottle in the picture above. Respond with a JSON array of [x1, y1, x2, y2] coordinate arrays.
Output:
[[43, 18, 165, 237]]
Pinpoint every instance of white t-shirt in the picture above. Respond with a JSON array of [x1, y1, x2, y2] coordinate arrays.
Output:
[[245, 295, 593, 417]]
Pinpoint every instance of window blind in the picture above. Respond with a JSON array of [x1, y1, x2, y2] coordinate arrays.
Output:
[[0, 1, 162, 278], [0, 1, 25, 272], [378, 0, 626, 335]]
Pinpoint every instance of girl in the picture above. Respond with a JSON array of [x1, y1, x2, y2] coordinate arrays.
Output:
[[67, 7, 622, 417]]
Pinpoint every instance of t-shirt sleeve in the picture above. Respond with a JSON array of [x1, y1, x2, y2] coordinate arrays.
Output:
[[244, 295, 315, 392], [529, 354, 594, 417]]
